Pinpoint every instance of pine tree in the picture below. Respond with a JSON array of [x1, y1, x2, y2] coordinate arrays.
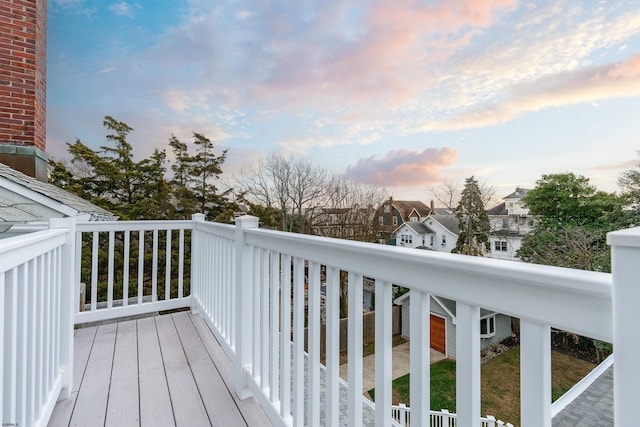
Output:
[[453, 176, 490, 256], [169, 133, 234, 221]]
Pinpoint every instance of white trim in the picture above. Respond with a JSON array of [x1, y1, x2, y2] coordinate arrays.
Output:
[[480, 315, 496, 338], [551, 354, 614, 418], [433, 295, 457, 324]]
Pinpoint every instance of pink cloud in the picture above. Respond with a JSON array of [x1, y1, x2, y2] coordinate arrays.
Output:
[[251, 0, 517, 110], [589, 159, 639, 172], [345, 147, 459, 186], [424, 53, 640, 131]]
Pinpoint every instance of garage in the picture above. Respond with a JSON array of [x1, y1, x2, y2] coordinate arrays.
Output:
[[430, 314, 446, 354]]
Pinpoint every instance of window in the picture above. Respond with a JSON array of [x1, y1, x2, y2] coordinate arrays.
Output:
[[384, 205, 391, 213], [430, 235, 434, 246], [392, 216, 398, 226], [441, 235, 446, 246], [410, 217, 418, 222], [502, 218, 509, 228], [494, 241, 507, 252], [480, 315, 496, 338], [379, 216, 384, 225], [400, 234, 412, 245]]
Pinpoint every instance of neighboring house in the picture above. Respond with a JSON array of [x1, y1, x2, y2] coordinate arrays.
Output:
[[394, 292, 512, 359], [374, 198, 433, 244], [0, 163, 117, 238], [394, 213, 459, 253], [486, 187, 534, 261]]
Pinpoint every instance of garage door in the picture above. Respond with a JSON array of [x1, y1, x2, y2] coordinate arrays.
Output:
[[430, 315, 446, 354]]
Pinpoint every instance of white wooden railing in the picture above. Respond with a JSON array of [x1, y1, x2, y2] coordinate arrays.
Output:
[[3, 215, 640, 427], [1, 218, 75, 427], [73, 219, 193, 324]]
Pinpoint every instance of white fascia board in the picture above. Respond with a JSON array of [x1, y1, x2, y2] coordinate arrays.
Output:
[[432, 295, 457, 325], [0, 176, 78, 217]]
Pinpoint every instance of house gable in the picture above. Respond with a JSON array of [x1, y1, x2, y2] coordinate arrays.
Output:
[[0, 163, 116, 223]]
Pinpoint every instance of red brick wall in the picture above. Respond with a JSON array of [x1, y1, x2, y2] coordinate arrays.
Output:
[[0, 0, 46, 151]]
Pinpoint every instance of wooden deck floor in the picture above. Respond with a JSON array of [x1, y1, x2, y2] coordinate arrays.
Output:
[[48, 311, 271, 427]]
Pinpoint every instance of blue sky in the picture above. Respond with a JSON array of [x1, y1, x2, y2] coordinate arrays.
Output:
[[47, 0, 640, 201]]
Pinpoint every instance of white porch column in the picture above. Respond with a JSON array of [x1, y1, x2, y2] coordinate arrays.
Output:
[[520, 319, 551, 427], [49, 217, 76, 400], [234, 215, 259, 400], [456, 301, 480, 427], [608, 226, 640, 426], [190, 213, 205, 313]]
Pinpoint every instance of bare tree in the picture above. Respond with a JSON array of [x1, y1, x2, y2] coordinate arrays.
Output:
[[313, 176, 387, 242], [429, 178, 497, 211], [235, 153, 331, 232], [428, 178, 460, 211]]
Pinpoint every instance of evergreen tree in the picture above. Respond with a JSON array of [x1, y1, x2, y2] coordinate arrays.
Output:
[[65, 116, 149, 219], [137, 149, 174, 219], [169, 135, 197, 219], [190, 132, 229, 219], [452, 176, 490, 256], [169, 133, 233, 221]]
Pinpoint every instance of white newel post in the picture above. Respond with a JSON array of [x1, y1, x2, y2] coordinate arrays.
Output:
[[190, 213, 205, 313], [608, 226, 640, 426], [234, 215, 259, 400], [49, 218, 76, 400]]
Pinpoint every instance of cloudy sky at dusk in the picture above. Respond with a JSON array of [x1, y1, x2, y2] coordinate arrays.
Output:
[[47, 0, 640, 201]]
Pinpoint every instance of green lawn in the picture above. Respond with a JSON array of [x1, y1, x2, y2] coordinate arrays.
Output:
[[368, 347, 596, 426]]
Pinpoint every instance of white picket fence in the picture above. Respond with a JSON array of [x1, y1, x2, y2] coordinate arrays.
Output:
[[391, 404, 514, 427]]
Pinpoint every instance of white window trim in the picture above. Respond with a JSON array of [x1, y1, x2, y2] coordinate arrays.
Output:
[[480, 314, 496, 338]]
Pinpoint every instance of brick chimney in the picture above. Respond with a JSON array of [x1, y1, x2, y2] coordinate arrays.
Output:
[[0, 0, 48, 181]]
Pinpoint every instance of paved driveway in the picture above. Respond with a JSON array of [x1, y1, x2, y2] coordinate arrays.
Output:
[[339, 342, 447, 393]]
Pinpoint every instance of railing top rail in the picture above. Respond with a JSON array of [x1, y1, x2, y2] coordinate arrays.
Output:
[[75, 219, 193, 232], [246, 228, 612, 341], [194, 220, 236, 240], [0, 228, 68, 274]]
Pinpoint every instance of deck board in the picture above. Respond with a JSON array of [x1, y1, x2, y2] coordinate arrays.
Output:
[[47, 326, 97, 426], [155, 314, 211, 427], [190, 314, 273, 426], [172, 312, 246, 426], [49, 312, 270, 427], [137, 316, 174, 427], [105, 320, 139, 427], [69, 323, 117, 427]]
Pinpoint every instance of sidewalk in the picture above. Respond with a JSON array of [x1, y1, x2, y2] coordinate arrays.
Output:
[[339, 342, 447, 393]]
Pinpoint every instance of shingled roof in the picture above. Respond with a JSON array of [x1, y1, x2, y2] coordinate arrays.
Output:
[[391, 200, 431, 219], [0, 162, 117, 223]]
